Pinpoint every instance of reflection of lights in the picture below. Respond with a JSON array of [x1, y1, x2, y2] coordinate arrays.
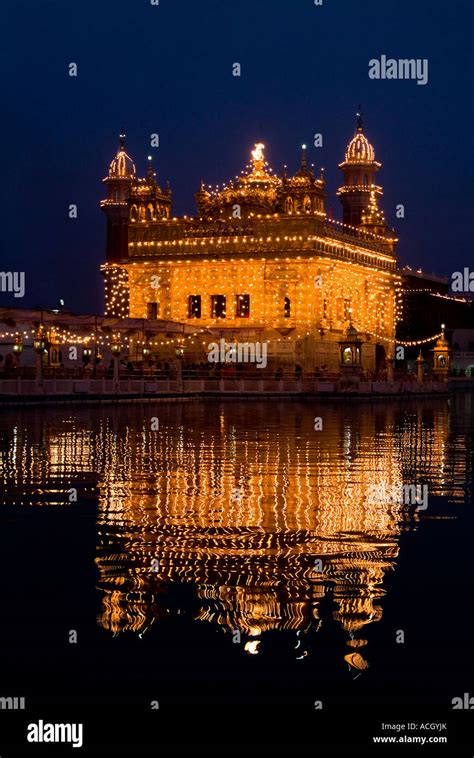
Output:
[[0, 400, 466, 667], [344, 652, 369, 671], [244, 640, 260, 655], [347, 638, 367, 648]]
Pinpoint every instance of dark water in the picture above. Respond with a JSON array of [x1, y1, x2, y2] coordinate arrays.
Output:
[[0, 396, 473, 754]]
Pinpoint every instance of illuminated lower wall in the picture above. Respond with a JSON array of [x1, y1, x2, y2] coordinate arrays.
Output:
[[122, 256, 398, 368]]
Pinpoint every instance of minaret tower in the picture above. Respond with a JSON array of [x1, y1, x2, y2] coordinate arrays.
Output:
[[337, 109, 382, 227], [100, 133, 136, 262], [100, 134, 136, 317]]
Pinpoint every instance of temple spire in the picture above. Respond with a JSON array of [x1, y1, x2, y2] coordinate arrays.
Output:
[[251, 142, 265, 173], [300, 143, 307, 170], [147, 154, 154, 179], [356, 105, 363, 133]]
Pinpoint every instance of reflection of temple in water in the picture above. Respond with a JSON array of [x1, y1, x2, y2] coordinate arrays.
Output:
[[0, 398, 471, 667], [90, 400, 468, 661]]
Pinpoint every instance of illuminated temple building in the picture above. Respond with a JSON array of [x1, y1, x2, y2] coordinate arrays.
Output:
[[100, 116, 400, 371]]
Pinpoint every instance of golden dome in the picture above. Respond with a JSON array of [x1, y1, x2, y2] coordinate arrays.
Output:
[[344, 130, 376, 164], [108, 135, 136, 179], [206, 143, 282, 216]]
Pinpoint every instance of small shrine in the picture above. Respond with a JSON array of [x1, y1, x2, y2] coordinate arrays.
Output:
[[339, 324, 363, 375], [432, 324, 450, 379]]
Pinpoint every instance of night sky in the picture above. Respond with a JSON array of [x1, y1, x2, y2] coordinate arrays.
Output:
[[1, 0, 473, 313]]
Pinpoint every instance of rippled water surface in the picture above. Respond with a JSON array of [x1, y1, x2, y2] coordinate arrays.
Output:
[[0, 396, 473, 752]]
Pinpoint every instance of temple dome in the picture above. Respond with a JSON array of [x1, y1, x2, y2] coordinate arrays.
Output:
[[108, 136, 136, 179], [344, 130, 375, 164], [205, 143, 282, 216]]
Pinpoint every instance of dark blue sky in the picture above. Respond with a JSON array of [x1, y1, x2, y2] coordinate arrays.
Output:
[[1, 0, 473, 313]]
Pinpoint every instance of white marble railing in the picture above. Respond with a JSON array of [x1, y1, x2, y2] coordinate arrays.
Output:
[[0, 377, 451, 398]]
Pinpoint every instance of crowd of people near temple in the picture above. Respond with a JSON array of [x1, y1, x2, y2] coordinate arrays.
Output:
[[0, 353, 469, 380]]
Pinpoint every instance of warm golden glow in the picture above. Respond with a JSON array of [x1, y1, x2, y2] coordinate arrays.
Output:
[[251, 142, 265, 168]]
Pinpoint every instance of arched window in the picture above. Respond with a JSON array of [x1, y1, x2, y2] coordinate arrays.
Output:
[[130, 205, 138, 222], [363, 174, 368, 186], [303, 196, 311, 212], [284, 297, 291, 318], [145, 204, 154, 221], [285, 197, 293, 213]]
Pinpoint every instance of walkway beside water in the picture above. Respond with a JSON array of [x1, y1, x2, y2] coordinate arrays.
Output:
[[0, 375, 456, 406]]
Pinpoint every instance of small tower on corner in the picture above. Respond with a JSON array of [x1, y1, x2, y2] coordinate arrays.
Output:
[[100, 134, 135, 317], [280, 145, 326, 216], [337, 109, 382, 227], [100, 133, 136, 262]]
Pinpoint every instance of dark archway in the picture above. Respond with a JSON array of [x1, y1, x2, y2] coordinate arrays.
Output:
[[375, 344, 386, 372]]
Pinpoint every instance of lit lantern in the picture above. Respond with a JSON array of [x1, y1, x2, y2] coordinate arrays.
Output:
[[111, 335, 122, 356], [82, 339, 92, 365], [33, 325, 46, 354], [13, 333, 23, 356]]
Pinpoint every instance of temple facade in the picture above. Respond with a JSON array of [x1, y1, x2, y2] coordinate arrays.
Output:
[[100, 117, 400, 372]]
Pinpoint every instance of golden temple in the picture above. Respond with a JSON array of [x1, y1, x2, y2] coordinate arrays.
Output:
[[100, 116, 400, 373]]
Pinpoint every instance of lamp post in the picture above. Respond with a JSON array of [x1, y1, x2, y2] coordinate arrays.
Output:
[[13, 332, 23, 366], [33, 324, 46, 390], [111, 334, 122, 391], [175, 345, 184, 391], [92, 315, 98, 377], [82, 339, 92, 371], [386, 354, 394, 383], [416, 351, 424, 384], [143, 342, 151, 375]]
